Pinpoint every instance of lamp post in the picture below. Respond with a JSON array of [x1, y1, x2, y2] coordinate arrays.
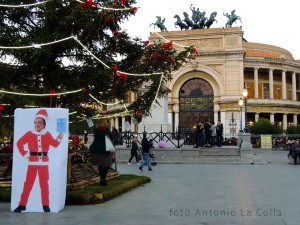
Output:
[[242, 84, 249, 133], [238, 97, 243, 132]]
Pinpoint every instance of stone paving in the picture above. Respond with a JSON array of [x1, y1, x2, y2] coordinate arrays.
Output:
[[0, 150, 299, 225]]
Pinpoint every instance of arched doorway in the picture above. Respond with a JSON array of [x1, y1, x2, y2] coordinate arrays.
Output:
[[179, 78, 214, 130]]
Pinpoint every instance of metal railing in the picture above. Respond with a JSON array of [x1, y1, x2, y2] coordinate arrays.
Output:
[[112, 126, 197, 148], [112, 126, 300, 149]]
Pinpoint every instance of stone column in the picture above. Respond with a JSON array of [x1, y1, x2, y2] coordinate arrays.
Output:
[[269, 69, 274, 99], [293, 114, 298, 126], [282, 71, 287, 99], [292, 72, 297, 101], [270, 113, 275, 124], [115, 117, 119, 132], [255, 113, 259, 122], [174, 111, 179, 130], [131, 118, 136, 132], [283, 113, 287, 130], [214, 102, 220, 123], [110, 118, 114, 130], [121, 116, 126, 132], [254, 67, 259, 98]]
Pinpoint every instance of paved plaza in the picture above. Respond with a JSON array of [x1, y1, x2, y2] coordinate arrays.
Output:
[[0, 150, 299, 225]]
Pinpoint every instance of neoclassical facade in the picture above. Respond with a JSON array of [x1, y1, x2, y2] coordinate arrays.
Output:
[[109, 27, 300, 138], [148, 27, 300, 137]]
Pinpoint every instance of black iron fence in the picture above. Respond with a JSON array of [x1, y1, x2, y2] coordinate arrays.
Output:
[[111, 126, 300, 149], [112, 126, 197, 148]]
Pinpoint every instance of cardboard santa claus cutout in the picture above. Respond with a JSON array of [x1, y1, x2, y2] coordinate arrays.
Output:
[[11, 108, 69, 213]]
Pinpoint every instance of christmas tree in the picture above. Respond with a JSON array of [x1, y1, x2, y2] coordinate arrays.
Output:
[[0, 0, 193, 124]]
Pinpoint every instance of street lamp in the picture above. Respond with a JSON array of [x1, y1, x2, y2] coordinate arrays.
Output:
[[242, 84, 249, 133], [238, 97, 243, 132]]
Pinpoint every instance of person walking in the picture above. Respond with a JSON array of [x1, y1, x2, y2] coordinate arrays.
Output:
[[195, 121, 205, 147], [204, 119, 211, 147], [210, 121, 216, 147], [128, 136, 139, 165], [216, 120, 224, 147], [139, 133, 153, 172], [89, 118, 114, 186]]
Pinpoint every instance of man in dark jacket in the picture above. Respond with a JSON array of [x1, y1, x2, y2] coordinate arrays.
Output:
[[139, 133, 153, 172], [216, 120, 224, 147]]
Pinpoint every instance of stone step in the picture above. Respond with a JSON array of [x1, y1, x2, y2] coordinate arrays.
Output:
[[115, 146, 241, 164]]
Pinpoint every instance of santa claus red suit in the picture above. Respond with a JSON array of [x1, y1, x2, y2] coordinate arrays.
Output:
[[14, 109, 64, 213]]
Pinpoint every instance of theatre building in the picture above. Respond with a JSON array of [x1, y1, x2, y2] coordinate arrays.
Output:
[[150, 27, 300, 136], [110, 27, 300, 138]]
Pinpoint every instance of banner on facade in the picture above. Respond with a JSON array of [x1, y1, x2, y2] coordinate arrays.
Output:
[[11, 108, 69, 213]]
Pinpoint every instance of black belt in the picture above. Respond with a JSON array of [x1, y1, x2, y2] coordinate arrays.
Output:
[[30, 152, 47, 156]]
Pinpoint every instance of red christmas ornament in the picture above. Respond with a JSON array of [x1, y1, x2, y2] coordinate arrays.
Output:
[[0, 104, 4, 115], [166, 56, 175, 63], [85, 0, 97, 8], [113, 31, 119, 38], [136, 109, 142, 115], [49, 90, 57, 108], [105, 17, 114, 24], [150, 52, 162, 59], [132, 7, 139, 15], [144, 40, 149, 46], [192, 47, 199, 56], [117, 72, 128, 81], [112, 64, 119, 77], [82, 87, 87, 93], [148, 44, 153, 49], [163, 41, 173, 49], [50, 89, 57, 95], [120, 0, 126, 5]]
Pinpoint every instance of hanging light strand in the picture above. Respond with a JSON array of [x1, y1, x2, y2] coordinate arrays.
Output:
[[0, 88, 83, 96], [0, 0, 133, 11]]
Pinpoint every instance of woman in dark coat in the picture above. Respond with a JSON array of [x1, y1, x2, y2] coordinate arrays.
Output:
[[89, 118, 113, 186]]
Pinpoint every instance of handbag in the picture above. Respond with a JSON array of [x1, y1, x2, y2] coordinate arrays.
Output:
[[105, 135, 116, 152]]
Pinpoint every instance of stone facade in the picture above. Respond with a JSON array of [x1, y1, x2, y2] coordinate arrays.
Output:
[[110, 27, 300, 138]]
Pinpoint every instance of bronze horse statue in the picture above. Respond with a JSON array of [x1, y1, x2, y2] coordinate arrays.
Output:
[[223, 10, 242, 27], [204, 11, 217, 28], [150, 16, 168, 32], [174, 14, 189, 30]]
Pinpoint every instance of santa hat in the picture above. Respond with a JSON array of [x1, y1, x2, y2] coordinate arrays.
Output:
[[35, 109, 49, 120]]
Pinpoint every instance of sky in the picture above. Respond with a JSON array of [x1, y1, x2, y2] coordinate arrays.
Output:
[[122, 0, 300, 59]]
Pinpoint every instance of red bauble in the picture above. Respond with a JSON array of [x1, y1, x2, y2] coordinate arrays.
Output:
[[50, 89, 57, 95], [117, 72, 128, 81], [86, 0, 97, 8]]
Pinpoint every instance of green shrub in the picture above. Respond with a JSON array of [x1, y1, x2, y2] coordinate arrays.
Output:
[[285, 125, 300, 134], [250, 118, 282, 134]]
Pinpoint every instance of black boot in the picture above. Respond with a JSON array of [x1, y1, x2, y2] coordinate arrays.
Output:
[[43, 206, 51, 212], [100, 178, 107, 186], [14, 205, 26, 213]]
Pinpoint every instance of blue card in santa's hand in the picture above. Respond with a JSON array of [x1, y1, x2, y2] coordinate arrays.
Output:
[[56, 118, 67, 133]]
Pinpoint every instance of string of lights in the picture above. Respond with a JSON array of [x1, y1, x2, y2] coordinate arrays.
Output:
[[0, 0, 133, 11]]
